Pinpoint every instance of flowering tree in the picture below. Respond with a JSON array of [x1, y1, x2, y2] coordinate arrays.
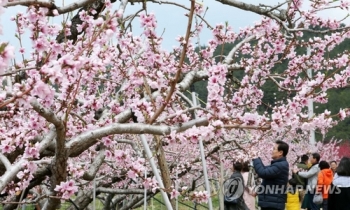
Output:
[[0, 0, 348, 209]]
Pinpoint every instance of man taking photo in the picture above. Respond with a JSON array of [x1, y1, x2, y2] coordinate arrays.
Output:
[[252, 140, 289, 210]]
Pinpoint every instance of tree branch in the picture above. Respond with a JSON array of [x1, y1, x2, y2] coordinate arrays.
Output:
[[31, 100, 64, 129], [96, 187, 149, 194], [0, 153, 11, 171], [0, 159, 26, 192], [149, 0, 195, 124], [67, 117, 209, 157], [31, 100, 67, 210], [5, 0, 102, 16], [82, 148, 106, 181], [216, 0, 287, 21], [224, 35, 256, 64]]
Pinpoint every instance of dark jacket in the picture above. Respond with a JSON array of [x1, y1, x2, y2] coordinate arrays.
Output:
[[253, 156, 289, 210], [292, 162, 309, 189], [328, 184, 350, 210], [328, 174, 350, 210], [224, 171, 249, 210]]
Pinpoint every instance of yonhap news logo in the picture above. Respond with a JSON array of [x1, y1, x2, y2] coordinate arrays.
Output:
[[222, 177, 244, 202]]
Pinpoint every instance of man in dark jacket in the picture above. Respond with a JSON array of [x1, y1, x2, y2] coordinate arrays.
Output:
[[252, 140, 289, 210]]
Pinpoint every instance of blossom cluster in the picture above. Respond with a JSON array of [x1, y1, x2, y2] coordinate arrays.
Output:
[[54, 180, 78, 200]]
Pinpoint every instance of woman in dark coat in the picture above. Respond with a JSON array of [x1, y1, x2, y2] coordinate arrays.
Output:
[[328, 157, 350, 210], [224, 161, 249, 210]]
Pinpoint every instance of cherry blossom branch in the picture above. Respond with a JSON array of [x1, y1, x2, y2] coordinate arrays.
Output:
[[216, 0, 287, 21], [190, 140, 232, 164], [0, 67, 37, 77], [0, 87, 32, 109], [31, 100, 65, 137], [224, 35, 255, 64], [139, 0, 214, 29], [267, 75, 298, 92], [158, 106, 199, 123], [149, 0, 195, 124], [177, 70, 207, 91], [220, 124, 271, 130], [176, 91, 194, 107]]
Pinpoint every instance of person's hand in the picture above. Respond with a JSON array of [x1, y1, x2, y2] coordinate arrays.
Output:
[[248, 150, 258, 160]]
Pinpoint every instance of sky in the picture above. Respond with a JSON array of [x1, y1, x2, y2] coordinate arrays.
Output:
[[2, 0, 350, 54]]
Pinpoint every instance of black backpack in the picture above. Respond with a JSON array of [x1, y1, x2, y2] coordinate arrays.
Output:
[[223, 173, 244, 204]]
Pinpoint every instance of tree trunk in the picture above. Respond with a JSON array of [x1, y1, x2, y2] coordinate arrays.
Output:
[[155, 136, 175, 209]]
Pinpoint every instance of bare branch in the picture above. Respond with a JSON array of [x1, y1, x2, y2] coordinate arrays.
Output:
[[117, 139, 142, 156], [5, 0, 55, 9], [83, 148, 106, 181], [0, 159, 25, 192], [227, 64, 245, 71], [39, 128, 57, 153], [31, 100, 64, 130], [31, 100, 67, 210], [221, 124, 271, 130], [216, 0, 287, 21], [66, 117, 209, 157], [96, 187, 149, 194], [0, 153, 11, 171], [5, 0, 98, 16], [0, 67, 37, 77]]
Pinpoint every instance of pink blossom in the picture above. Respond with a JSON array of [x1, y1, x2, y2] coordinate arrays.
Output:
[[127, 170, 137, 179], [54, 180, 78, 199], [170, 189, 180, 199], [24, 143, 40, 159], [0, 139, 15, 154], [339, 109, 346, 120]]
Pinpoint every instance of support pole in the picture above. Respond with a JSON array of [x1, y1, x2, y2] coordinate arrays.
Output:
[[144, 167, 147, 210], [93, 178, 96, 210], [307, 47, 315, 146], [175, 166, 178, 210], [191, 91, 213, 210], [219, 147, 225, 210], [140, 134, 173, 210]]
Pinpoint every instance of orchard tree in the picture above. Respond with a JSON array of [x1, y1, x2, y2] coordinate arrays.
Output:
[[0, 0, 348, 209]]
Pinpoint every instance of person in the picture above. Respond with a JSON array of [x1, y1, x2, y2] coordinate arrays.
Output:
[[224, 160, 249, 210], [293, 153, 320, 210], [252, 140, 289, 210], [292, 154, 309, 205], [285, 178, 299, 210], [242, 161, 256, 210], [316, 161, 333, 210], [328, 157, 350, 210], [330, 160, 337, 175]]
